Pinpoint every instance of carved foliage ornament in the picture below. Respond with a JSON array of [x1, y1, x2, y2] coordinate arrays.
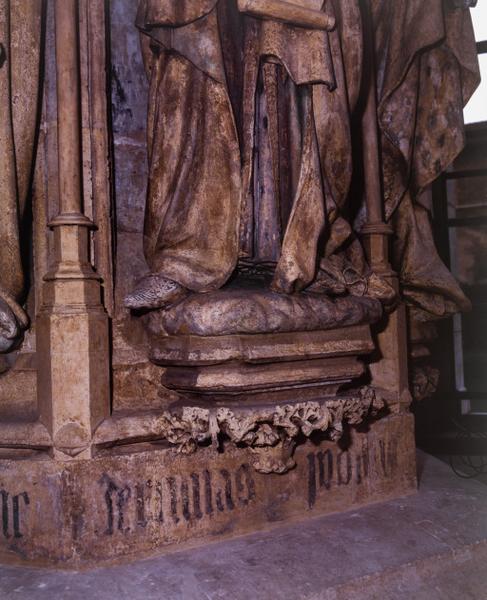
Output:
[[154, 388, 382, 473]]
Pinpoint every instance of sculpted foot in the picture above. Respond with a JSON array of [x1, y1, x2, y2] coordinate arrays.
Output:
[[124, 273, 188, 310], [0, 299, 20, 353]]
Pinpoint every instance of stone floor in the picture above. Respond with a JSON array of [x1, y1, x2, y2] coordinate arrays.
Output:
[[1, 451, 487, 599]]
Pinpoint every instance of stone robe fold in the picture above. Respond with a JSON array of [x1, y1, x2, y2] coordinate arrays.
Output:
[[370, 0, 480, 320], [136, 0, 364, 294], [0, 0, 42, 327]]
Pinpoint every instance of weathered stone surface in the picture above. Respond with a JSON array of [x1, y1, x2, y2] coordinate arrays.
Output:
[[1, 451, 484, 600], [0, 414, 415, 566], [0, 0, 478, 576], [0, 353, 37, 420], [0, 1, 43, 354], [109, 0, 157, 412], [150, 325, 374, 367], [150, 289, 382, 337], [94, 390, 382, 474], [160, 356, 365, 395]]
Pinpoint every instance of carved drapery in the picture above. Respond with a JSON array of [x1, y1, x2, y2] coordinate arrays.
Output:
[[116, 0, 479, 458], [131, 0, 479, 324], [371, 0, 480, 321], [0, 0, 43, 352], [0, 0, 480, 466], [133, 0, 391, 304]]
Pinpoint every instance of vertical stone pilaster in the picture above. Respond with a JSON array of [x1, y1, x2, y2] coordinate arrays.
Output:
[[367, 273, 411, 411], [37, 0, 110, 460], [360, 0, 410, 411]]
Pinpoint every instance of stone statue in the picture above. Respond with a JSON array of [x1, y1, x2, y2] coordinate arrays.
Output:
[[126, 0, 479, 334], [0, 0, 43, 353], [125, 0, 393, 315], [371, 0, 480, 322]]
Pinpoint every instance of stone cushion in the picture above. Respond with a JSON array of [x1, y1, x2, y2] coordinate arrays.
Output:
[[148, 289, 382, 337]]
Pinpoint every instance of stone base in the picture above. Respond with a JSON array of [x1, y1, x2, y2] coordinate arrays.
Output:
[[155, 325, 375, 400], [0, 413, 416, 566], [3, 451, 482, 599]]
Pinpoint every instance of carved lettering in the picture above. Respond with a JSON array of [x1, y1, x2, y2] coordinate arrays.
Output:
[[204, 469, 213, 516], [235, 464, 255, 507], [0, 489, 30, 539], [337, 451, 352, 486], [307, 444, 375, 507], [1, 490, 8, 538], [100, 475, 131, 535], [220, 469, 234, 511], [378, 439, 398, 478], [99, 463, 255, 536], [307, 453, 316, 509], [355, 442, 369, 485], [155, 481, 164, 523], [181, 479, 191, 521], [317, 450, 333, 490], [191, 473, 203, 520], [136, 482, 148, 528], [167, 477, 180, 524]]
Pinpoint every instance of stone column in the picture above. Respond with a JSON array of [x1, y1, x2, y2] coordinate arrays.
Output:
[[360, 0, 410, 411], [37, 0, 110, 459]]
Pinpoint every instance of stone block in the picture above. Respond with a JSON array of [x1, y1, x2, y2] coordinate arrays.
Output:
[[0, 413, 416, 566]]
